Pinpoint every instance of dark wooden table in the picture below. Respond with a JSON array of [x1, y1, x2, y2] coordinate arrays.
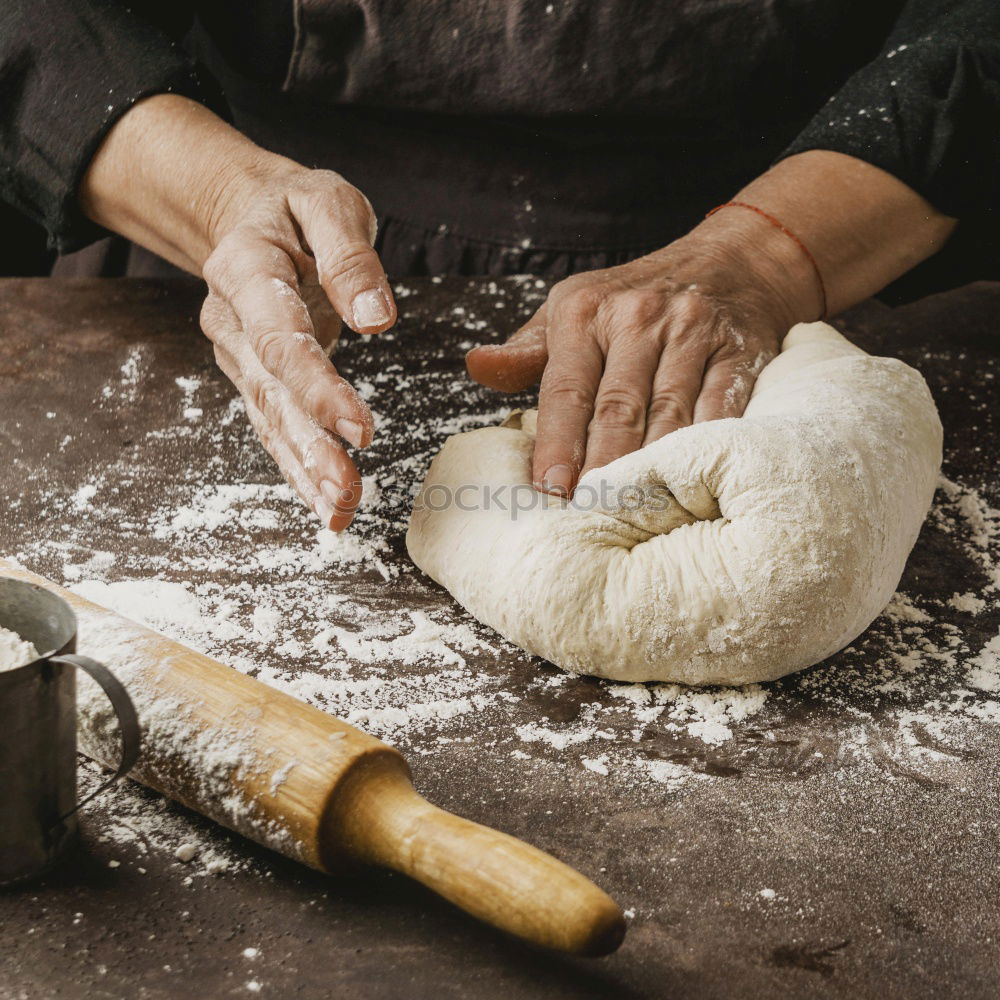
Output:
[[0, 277, 998, 1000]]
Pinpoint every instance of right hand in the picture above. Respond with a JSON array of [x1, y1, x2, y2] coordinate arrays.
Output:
[[201, 163, 396, 531]]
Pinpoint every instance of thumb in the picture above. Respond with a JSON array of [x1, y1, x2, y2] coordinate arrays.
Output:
[[290, 181, 396, 334], [466, 305, 548, 392]]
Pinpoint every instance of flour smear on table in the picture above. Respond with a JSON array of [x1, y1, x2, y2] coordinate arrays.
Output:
[[5, 278, 1000, 896]]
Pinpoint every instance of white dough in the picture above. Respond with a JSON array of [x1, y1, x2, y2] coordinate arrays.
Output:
[[406, 323, 942, 685]]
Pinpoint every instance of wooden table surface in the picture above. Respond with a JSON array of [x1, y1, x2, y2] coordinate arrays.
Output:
[[0, 277, 998, 1000]]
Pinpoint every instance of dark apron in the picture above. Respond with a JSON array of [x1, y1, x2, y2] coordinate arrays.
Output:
[[55, 0, 901, 279]]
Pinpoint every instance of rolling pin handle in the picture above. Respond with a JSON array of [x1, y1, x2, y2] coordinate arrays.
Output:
[[326, 754, 627, 956]]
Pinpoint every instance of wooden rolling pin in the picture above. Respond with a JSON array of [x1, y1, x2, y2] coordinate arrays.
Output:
[[0, 560, 625, 956]]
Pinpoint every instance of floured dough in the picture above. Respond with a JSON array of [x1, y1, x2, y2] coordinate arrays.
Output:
[[407, 323, 942, 685]]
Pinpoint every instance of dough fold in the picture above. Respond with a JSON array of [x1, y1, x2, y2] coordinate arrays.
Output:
[[406, 323, 942, 685]]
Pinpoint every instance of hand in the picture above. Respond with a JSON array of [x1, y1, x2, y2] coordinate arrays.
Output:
[[468, 145, 959, 499], [466, 221, 810, 498], [79, 95, 397, 530], [201, 163, 396, 531]]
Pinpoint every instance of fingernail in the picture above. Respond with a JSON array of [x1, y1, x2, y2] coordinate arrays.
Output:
[[335, 417, 364, 448], [322, 479, 359, 512], [321, 480, 357, 531], [351, 288, 391, 330], [537, 464, 574, 498]]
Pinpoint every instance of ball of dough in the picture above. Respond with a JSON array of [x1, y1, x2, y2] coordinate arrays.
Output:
[[407, 323, 942, 685]]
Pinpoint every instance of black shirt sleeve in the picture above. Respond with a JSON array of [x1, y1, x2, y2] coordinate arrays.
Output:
[[0, 0, 201, 253], [779, 0, 1000, 297]]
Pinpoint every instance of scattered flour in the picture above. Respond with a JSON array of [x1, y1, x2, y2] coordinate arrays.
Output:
[[967, 631, 1000, 696], [68, 578, 243, 651], [948, 592, 987, 615], [581, 756, 610, 776], [71, 483, 98, 511], [516, 723, 598, 751], [99, 346, 145, 404], [934, 475, 1000, 592], [7, 280, 998, 892], [80, 758, 248, 879], [315, 611, 487, 669], [268, 760, 298, 797], [643, 759, 692, 789], [154, 484, 288, 539], [607, 682, 769, 746]]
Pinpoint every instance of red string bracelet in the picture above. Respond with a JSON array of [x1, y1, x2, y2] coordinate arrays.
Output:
[[705, 201, 828, 321]]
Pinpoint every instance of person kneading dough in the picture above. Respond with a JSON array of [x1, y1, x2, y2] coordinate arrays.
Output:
[[0, 3, 996, 539], [408, 324, 942, 685]]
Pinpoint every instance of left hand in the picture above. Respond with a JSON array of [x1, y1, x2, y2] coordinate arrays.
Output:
[[465, 226, 812, 498]]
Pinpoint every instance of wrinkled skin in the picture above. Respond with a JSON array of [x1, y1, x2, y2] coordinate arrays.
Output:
[[466, 236, 801, 497], [199, 167, 396, 530]]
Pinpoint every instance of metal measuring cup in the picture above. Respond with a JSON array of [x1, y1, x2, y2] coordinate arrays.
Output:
[[0, 576, 140, 885]]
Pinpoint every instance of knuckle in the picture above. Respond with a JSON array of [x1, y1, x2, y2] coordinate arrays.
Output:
[[308, 167, 351, 191], [248, 375, 287, 437], [346, 186, 377, 227], [618, 289, 667, 328], [211, 343, 231, 374], [667, 289, 715, 328], [541, 371, 594, 411], [547, 276, 574, 301], [551, 272, 590, 297], [648, 386, 691, 423], [199, 294, 225, 334], [316, 242, 379, 285], [205, 235, 292, 294], [202, 245, 232, 290], [254, 328, 293, 376], [246, 376, 270, 419], [297, 373, 335, 422], [593, 388, 646, 429], [304, 175, 376, 233], [554, 284, 604, 322]]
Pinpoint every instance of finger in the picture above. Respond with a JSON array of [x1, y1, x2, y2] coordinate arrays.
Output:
[[640, 342, 707, 446], [289, 181, 396, 335], [531, 322, 604, 498], [214, 342, 361, 531], [245, 394, 358, 532], [208, 305, 363, 530], [240, 381, 336, 526], [212, 319, 361, 495], [692, 352, 767, 423], [466, 304, 548, 391], [579, 334, 661, 478], [203, 240, 374, 447]]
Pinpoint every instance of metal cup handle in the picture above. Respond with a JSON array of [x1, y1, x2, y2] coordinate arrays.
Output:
[[49, 654, 141, 823]]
